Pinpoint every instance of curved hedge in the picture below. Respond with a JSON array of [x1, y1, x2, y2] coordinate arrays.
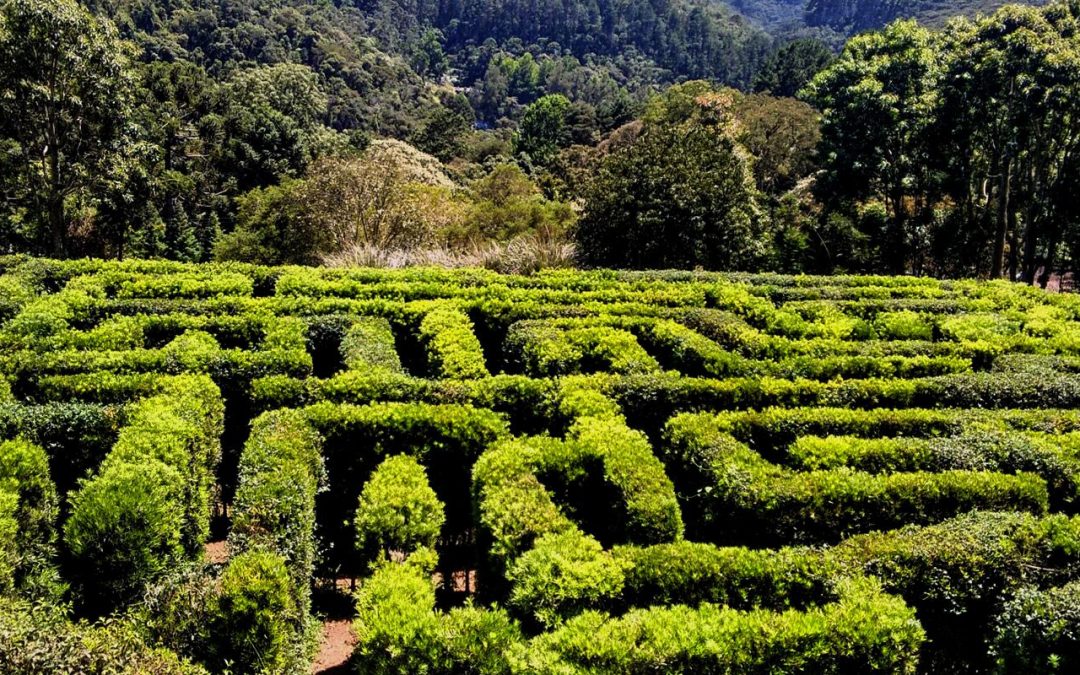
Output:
[[663, 413, 1048, 545]]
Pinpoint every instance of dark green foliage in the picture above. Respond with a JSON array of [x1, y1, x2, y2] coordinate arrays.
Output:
[[210, 551, 300, 675], [0, 598, 207, 674], [992, 581, 1080, 673], [833, 511, 1080, 671], [804, 0, 1049, 34], [64, 459, 186, 614], [576, 122, 762, 270], [753, 38, 835, 98]]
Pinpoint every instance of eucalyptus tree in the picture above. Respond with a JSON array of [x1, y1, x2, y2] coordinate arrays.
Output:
[[803, 20, 942, 273], [0, 0, 136, 256]]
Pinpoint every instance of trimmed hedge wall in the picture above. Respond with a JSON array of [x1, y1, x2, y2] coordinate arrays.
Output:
[[515, 577, 923, 674], [663, 413, 1049, 544], [63, 376, 223, 615]]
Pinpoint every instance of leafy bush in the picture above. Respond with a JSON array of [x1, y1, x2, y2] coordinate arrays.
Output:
[[418, 306, 489, 379], [0, 597, 207, 674], [992, 581, 1080, 674], [342, 317, 403, 373], [64, 460, 186, 614], [0, 490, 17, 593], [355, 454, 446, 567], [210, 551, 301, 675], [353, 554, 522, 675], [230, 409, 322, 617], [832, 511, 1080, 671], [507, 531, 626, 629], [0, 438, 59, 596]]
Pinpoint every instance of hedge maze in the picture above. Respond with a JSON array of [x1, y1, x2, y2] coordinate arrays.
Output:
[[5, 257, 1080, 672]]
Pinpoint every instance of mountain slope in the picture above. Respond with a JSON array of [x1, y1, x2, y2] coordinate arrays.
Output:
[[804, 0, 1053, 33]]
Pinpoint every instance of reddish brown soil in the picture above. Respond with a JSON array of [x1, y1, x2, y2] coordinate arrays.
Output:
[[312, 619, 355, 674], [204, 539, 229, 564]]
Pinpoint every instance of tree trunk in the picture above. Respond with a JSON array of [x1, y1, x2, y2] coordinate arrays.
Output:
[[991, 156, 1013, 278], [46, 140, 66, 258]]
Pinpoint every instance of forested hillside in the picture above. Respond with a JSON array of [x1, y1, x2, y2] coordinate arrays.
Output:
[[803, 0, 1051, 33], [1, 0, 1077, 284]]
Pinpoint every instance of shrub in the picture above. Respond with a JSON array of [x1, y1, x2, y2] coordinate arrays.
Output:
[[874, 311, 933, 340], [353, 554, 522, 675], [638, 319, 754, 377], [210, 551, 300, 675], [230, 409, 322, 617], [64, 460, 186, 614], [101, 377, 224, 554], [353, 556, 443, 674], [663, 414, 1049, 545], [0, 597, 208, 674], [505, 321, 660, 377], [342, 317, 403, 373], [0, 490, 17, 593], [0, 438, 59, 595], [612, 541, 838, 611], [832, 511, 1080, 671], [355, 455, 446, 567], [507, 531, 626, 629], [515, 577, 924, 674], [992, 581, 1080, 674], [418, 306, 489, 379]]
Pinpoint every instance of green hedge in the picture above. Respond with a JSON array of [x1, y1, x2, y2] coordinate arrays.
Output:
[[0, 438, 59, 596], [0, 490, 17, 593], [991, 581, 1080, 673], [0, 403, 122, 496], [355, 454, 446, 568], [352, 553, 523, 675], [341, 317, 404, 373], [473, 413, 681, 584], [418, 306, 489, 379], [0, 597, 207, 674], [505, 321, 660, 377], [832, 511, 1080, 671], [64, 459, 187, 614], [663, 414, 1049, 545], [612, 541, 838, 612], [507, 531, 626, 629], [229, 408, 323, 617], [210, 550, 304, 675], [514, 577, 923, 674], [305, 401, 508, 575], [63, 376, 223, 615], [789, 430, 1080, 511]]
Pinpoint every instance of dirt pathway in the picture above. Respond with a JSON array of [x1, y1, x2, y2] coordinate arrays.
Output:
[[312, 619, 355, 673]]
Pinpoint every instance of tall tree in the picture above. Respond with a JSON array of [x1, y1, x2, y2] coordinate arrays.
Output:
[[0, 0, 135, 256], [576, 91, 763, 270], [804, 20, 941, 273], [937, 5, 1080, 279]]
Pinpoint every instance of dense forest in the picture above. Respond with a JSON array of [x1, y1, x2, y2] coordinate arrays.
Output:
[[0, 0, 1075, 282]]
